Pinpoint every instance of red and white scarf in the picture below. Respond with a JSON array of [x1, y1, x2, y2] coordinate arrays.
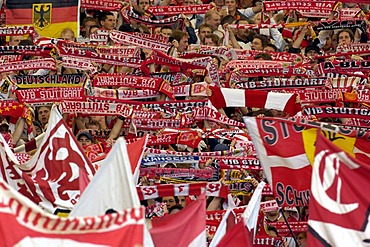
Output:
[[92, 74, 174, 99], [59, 101, 134, 117], [147, 4, 213, 16], [16, 87, 85, 103], [234, 78, 328, 90], [137, 182, 229, 200], [0, 58, 56, 73], [95, 46, 140, 58], [81, 0, 123, 11], [209, 86, 301, 116], [109, 30, 170, 53], [59, 46, 143, 68], [0, 45, 52, 57], [145, 146, 247, 156], [122, 8, 181, 26], [263, 1, 336, 12], [234, 49, 302, 63], [61, 56, 98, 74], [0, 25, 35, 36], [303, 106, 370, 119]]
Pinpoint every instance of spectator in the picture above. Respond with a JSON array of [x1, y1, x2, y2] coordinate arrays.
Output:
[[160, 26, 173, 38], [170, 30, 189, 52], [204, 9, 224, 39], [336, 29, 354, 47], [197, 23, 213, 44], [37, 106, 51, 130], [8, 35, 24, 46], [204, 33, 220, 46], [296, 231, 307, 247], [60, 28, 75, 41], [251, 34, 269, 50], [225, 0, 249, 21], [98, 11, 116, 31], [77, 131, 94, 148], [81, 16, 99, 38]]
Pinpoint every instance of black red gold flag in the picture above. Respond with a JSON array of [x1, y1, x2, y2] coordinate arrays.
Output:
[[6, 0, 79, 38]]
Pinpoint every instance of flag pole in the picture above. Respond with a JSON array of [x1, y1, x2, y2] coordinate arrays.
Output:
[[279, 208, 299, 246]]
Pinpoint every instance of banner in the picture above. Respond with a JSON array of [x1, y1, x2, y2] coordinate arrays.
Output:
[[141, 155, 199, 166], [0, 107, 95, 214], [234, 78, 327, 90], [302, 106, 370, 119], [14, 74, 86, 88], [244, 117, 370, 207], [308, 132, 370, 246], [6, 0, 79, 38], [16, 87, 85, 103], [148, 4, 213, 16]]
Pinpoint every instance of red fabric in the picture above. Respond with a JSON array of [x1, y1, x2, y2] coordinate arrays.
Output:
[[217, 218, 253, 247], [150, 193, 206, 246], [127, 136, 147, 174], [78, 167, 90, 195]]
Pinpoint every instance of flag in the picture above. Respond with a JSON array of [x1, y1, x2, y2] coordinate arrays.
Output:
[[6, 0, 79, 38], [0, 177, 144, 247], [210, 182, 264, 247], [70, 137, 140, 217], [308, 132, 370, 246], [209, 208, 236, 247], [216, 218, 253, 247], [78, 167, 90, 195], [244, 117, 370, 207], [0, 106, 95, 214], [127, 135, 148, 184], [70, 137, 155, 246], [150, 193, 207, 247], [210, 86, 300, 116], [243, 181, 265, 235]]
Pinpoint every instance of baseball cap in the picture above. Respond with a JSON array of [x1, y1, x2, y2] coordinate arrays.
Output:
[[77, 131, 94, 142]]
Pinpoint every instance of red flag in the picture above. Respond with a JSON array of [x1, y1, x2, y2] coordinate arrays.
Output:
[[78, 167, 90, 195], [70, 138, 141, 217], [127, 135, 148, 183], [0, 107, 95, 214], [150, 193, 207, 246], [308, 132, 370, 246], [244, 117, 370, 207], [217, 218, 253, 247], [0, 178, 144, 247]]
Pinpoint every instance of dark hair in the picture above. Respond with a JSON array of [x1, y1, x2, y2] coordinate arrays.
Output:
[[264, 43, 277, 52], [221, 15, 236, 26], [204, 33, 220, 46], [336, 29, 354, 43], [168, 204, 184, 213], [266, 225, 279, 236], [254, 52, 272, 60], [253, 34, 270, 48], [89, 25, 101, 33], [82, 16, 98, 28], [170, 30, 188, 42], [98, 11, 114, 24], [19, 39, 33, 46], [160, 25, 173, 32]]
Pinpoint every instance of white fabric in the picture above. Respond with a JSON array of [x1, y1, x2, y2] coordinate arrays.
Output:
[[70, 138, 140, 217], [265, 92, 292, 111], [243, 181, 265, 236], [221, 88, 246, 107]]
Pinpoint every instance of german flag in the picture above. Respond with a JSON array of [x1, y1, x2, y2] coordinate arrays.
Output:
[[6, 0, 79, 38]]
